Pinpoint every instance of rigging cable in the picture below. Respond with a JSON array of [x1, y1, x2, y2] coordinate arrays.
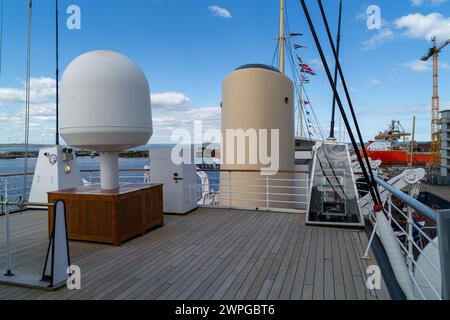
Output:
[[270, 39, 280, 67], [284, 7, 345, 198], [329, 0, 342, 139], [301, 86, 325, 140], [316, 0, 382, 203], [299, 0, 381, 206], [23, 0, 33, 201], [0, 0, 4, 78], [284, 3, 326, 140], [55, 0, 60, 145]]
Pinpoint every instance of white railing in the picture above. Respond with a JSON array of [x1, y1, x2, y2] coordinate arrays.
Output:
[[196, 169, 310, 214], [0, 169, 149, 213], [364, 177, 443, 300], [81, 169, 149, 185], [2, 168, 309, 215], [0, 173, 33, 214]]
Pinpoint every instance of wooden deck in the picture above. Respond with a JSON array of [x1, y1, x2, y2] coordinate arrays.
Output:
[[0, 208, 390, 300]]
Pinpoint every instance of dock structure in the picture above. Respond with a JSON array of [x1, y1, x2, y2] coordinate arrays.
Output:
[[0, 208, 390, 300]]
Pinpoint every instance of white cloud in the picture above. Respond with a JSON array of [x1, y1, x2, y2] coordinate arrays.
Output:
[[404, 59, 431, 72], [432, 0, 449, 5], [0, 103, 56, 125], [0, 77, 220, 144], [0, 77, 56, 106], [208, 5, 232, 19], [0, 77, 58, 143], [395, 13, 450, 41], [369, 79, 381, 86], [411, 0, 448, 6], [404, 59, 450, 72], [151, 106, 221, 144], [362, 29, 394, 50], [306, 58, 324, 71], [359, 103, 429, 117], [411, 0, 425, 6], [148, 91, 221, 143], [151, 92, 191, 111]]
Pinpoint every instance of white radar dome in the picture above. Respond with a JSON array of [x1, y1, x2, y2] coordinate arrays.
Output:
[[60, 50, 153, 190], [60, 50, 153, 152]]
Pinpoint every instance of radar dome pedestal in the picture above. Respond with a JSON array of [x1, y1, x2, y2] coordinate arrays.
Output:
[[60, 50, 153, 190]]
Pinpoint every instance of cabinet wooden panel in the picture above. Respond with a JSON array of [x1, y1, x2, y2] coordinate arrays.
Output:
[[48, 184, 164, 246]]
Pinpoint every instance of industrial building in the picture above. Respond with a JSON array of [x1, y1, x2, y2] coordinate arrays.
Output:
[[441, 110, 450, 177]]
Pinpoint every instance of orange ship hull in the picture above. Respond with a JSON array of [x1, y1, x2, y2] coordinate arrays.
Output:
[[364, 150, 433, 165]]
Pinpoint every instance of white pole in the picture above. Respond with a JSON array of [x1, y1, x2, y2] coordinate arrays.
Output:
[[343, 122, 346, 143], [4, 178, 13, 277], [100, 152, 119, 190], [279, 0, 285, 74], [363, 221, 378, 260]]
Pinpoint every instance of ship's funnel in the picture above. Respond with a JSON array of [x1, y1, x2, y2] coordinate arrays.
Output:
[[220, 64, 296, 209]]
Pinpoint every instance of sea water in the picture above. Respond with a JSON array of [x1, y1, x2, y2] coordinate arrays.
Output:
[[0, 157, 150, 207], [0, 156, 220, 208]]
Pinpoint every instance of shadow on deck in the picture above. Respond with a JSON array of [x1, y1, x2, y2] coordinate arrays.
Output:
[[0, 208, 390, 300]]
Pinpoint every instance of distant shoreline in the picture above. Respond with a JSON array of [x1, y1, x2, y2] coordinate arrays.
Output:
[[0, 150, 150, 159]]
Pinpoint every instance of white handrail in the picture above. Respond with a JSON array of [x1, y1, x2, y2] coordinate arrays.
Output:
[[364, 177, 443, 300]]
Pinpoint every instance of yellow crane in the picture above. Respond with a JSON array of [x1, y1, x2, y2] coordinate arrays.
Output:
[[421, 36, 450, 166]]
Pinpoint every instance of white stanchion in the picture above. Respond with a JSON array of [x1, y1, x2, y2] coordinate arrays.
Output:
[[3, 179, 13, 277]]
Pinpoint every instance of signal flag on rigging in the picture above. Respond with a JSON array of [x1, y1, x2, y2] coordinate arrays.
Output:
[[294, 44, 306, 49], [300, 64, 316, 75]]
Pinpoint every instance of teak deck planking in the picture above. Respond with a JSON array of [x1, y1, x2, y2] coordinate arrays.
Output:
[[0, 208, 391, 300]]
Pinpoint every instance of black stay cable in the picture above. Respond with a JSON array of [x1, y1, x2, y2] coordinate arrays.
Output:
[[299, 0, 380, 206], [0, 0, 4, 78], [316, 0, 382, 204], [284, 10, 345, 198], [55, 0, 60, 145], [329, 0, 342, 139]]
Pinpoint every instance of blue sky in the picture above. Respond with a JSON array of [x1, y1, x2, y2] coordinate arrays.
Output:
[[0, 0, 450, 144]]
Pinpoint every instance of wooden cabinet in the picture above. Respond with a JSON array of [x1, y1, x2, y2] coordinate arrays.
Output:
[[48, 184, 164, 246]]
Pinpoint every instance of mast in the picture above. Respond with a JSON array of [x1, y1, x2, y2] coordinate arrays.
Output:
[[329, 0, 342, 140], [279, 0, 285, 74], [55, 0, 60, 145]]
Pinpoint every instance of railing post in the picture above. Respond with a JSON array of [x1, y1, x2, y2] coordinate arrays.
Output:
[[3, 178, 14, 277], [437, 209, 450, 300], [228, 172, 231, 208], [306, 174, 310, 204], [407, 206, 414, 273], [1, 177, 3, 216], [387, 193, 392, 221]]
